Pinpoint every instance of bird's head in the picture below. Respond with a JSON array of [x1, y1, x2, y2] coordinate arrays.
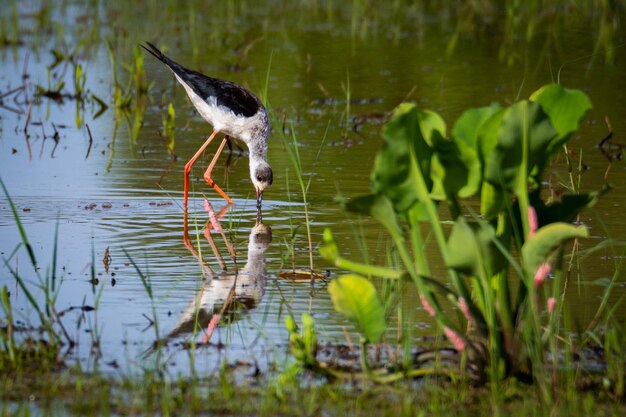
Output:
[[251, 160, 273, 206]]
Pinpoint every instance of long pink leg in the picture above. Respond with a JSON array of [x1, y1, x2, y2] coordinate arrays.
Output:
[[184, 130, 220, 209], [184, 131, 234, 234], [202, 137, 233, 204]]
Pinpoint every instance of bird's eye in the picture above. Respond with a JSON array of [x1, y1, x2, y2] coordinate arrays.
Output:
[[256, 175, 264, 182]]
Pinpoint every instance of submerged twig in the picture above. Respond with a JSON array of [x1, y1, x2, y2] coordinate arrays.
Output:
[[23, 102, 33, 161], [597, 116, 624, 179], [598, 116, 613, 149], [142, 313, 155, 331], [0, 103, 23, 114], [85, 123, 94, 160], [39, 122, 46, 158], [51, 123, 60, 154], [0, 84, 26, 100], [23, 102, 32, 133], [21, 51, 30, 81], [157, 153, 177, 186]]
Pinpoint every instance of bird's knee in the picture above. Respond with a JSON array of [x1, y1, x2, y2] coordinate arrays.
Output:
[[203, 174, 215, 187]]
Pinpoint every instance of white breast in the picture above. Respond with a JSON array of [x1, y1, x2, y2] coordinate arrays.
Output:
[[175, 74, 258, 144]]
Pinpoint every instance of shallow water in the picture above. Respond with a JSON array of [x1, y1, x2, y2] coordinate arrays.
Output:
[[1, 1, 625, 374]]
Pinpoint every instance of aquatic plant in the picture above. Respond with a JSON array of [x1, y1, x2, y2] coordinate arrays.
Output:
[[0, 178, 71, 371], [286, 84, 616, 389], [105, 40, 150, 126], [161, 102, 176, 153]]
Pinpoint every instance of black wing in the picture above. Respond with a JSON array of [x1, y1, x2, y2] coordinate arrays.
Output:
[[141, 42, 261, 118]]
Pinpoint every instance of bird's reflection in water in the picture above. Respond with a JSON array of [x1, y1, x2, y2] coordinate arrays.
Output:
[[168, 201, 271, 345]]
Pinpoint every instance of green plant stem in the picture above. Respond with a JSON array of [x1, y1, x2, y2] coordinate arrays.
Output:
[[359, 338, 370, 376], [407, 208, 430, 276], [516, 101, 531, 242], [284, 128, 314, 273], [495, 215, 514, 355], [409, 149, 474, 306], [1, 287, 16, 364], [124, 249, 160, 341], [385, 206, 458, 336], [333, 256, 403, 279]]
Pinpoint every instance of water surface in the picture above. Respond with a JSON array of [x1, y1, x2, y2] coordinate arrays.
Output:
[[1, 1, 625, 374]]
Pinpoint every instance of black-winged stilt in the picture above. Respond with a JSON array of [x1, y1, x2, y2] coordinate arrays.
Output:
[[141, 42, 273, 213]]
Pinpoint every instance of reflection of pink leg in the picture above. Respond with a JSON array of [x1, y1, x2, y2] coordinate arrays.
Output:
[[201, 286, 236, 344], [201, 314, 220, 344], [184, 130, 221, 236], [183, 201, 232, 274], [183, 231, 214, 276], [201, 199, 237, 262], [204, 222, 227, 270], [203, 200, 223, 231]]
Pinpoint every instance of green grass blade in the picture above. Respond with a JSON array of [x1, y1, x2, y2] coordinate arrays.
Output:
[[0, 177, 37, 268]]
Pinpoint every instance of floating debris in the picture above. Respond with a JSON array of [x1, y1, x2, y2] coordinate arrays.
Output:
[[103, 246, 111, 273], [278, 269, 329, 282]]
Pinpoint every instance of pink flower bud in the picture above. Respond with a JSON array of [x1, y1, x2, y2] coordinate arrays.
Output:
[[458, 297, 472, 322], [444, 326, 465, 351], [528, 206, 538, 238], [547, 297, 557, 313], [419, 293, 436, 317], [534, 263, 552, 289]]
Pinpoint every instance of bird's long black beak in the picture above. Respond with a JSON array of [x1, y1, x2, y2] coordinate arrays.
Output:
[[256, 189, 263, 209], [256, 189, 263, 223]]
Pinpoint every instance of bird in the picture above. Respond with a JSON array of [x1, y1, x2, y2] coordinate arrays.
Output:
[[140, 42, 273, 213]]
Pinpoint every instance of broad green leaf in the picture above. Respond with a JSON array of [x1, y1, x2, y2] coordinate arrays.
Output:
[[475, 109, 507, 218], [446, 217, 506, 278], [416, 108, 447, 145], [344, 194, 404, 238], [476, 108, 505, 164], [521, 222, 589, 275], [329, 275, 386, 343], [452, 103, 502, 148], [431, 135, 481, 199], [530, 192, 600, 226], [530, 84, 592, 153], [480, 181, 504, 219], [485, 100, 557, 191], [372, 104, 441, 213]]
